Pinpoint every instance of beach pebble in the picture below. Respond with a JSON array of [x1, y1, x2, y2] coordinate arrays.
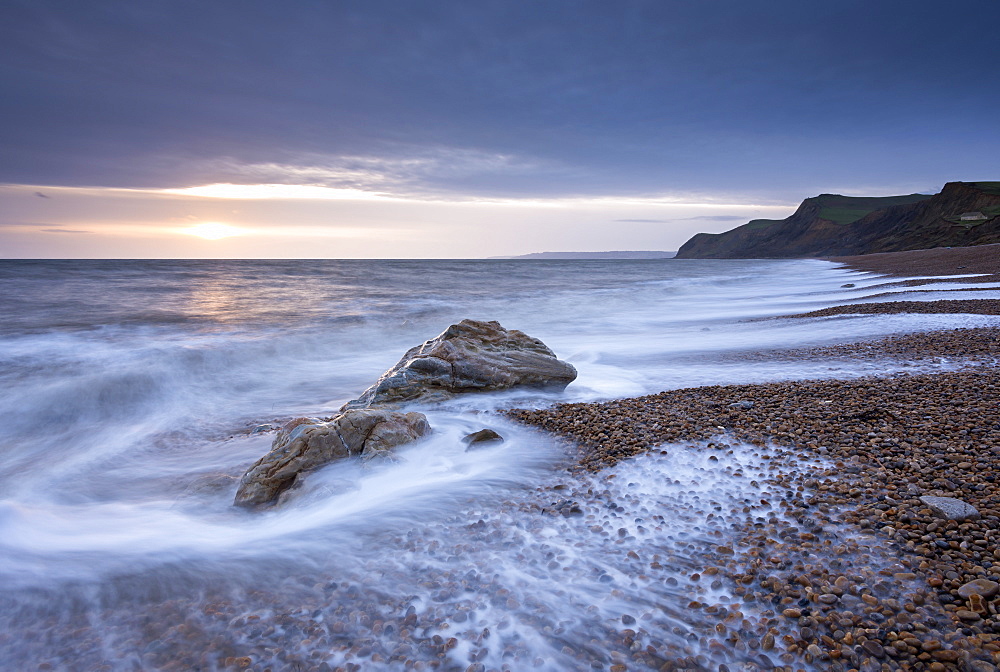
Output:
[[958, 579, 999, 599], [919, 496, 981, 521]]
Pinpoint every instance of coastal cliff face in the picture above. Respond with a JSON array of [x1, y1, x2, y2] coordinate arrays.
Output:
[[675, 182, 1000, 258]]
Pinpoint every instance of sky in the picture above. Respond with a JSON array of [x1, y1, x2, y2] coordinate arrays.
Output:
[[1, 0, 998, 258]]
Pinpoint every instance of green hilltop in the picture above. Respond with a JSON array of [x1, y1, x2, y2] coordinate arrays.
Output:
[[745, 194, 932, 231], [675, 182, 1000, 258], [812, 194, 933, 226]]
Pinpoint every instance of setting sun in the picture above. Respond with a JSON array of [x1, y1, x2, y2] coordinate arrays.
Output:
[[183, 222, 244, 240]]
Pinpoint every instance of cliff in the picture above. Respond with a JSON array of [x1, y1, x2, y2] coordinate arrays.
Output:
[[675, 182, 1000, 258]]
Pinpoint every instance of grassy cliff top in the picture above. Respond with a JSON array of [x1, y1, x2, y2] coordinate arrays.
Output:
[[965, 181, 1000, 195], [742, 193, 932, 231], [811, 193, 931, 225]]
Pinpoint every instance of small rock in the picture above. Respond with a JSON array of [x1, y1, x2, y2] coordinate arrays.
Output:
[[728, 400, 754, 410], [463, 429, 504, 449], [919, 495, 981, 521], [862, 640, 885, 658], [552, 498, 584, 516], [969, 593, 987, 614], [958, 578, 999, 599]]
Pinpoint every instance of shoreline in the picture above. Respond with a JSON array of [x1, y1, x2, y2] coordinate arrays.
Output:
[[506, 245, 1000, 670], [5, 250, 1000, 672], [508, 360, 1000, 666], [510, 355, 1000, 670], [828, 243, 1000, 279]]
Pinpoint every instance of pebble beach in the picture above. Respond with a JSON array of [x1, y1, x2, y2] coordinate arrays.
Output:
[[507, 245, 1000, 671]]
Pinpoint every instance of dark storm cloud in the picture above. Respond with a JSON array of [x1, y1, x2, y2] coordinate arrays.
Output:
[[1, 0, 999, 197]]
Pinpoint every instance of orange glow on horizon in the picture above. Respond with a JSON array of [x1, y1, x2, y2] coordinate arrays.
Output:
[[183, 222, 245, 240]]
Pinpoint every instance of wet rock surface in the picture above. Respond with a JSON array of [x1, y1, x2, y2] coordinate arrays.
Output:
[[342, 319, 577, 409], [235, 410, 431, 507], [463, 428, 504, 449]]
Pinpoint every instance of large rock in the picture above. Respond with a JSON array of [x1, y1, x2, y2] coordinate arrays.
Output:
[[234, 410, 431, 507], [342, 319, 577, 409]]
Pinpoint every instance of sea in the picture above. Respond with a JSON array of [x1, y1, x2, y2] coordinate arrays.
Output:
[[1, 258, 998, 672]]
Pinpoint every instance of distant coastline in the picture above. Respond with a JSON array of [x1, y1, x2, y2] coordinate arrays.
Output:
[[490, 250, 676, 260]]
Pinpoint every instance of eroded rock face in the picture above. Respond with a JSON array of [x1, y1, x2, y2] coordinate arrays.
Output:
[[234, 410, 431, 507], [342, 319, 577, 409]]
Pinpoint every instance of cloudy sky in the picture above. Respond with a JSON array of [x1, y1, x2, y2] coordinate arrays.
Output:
[[2, 0, 998, 258]]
